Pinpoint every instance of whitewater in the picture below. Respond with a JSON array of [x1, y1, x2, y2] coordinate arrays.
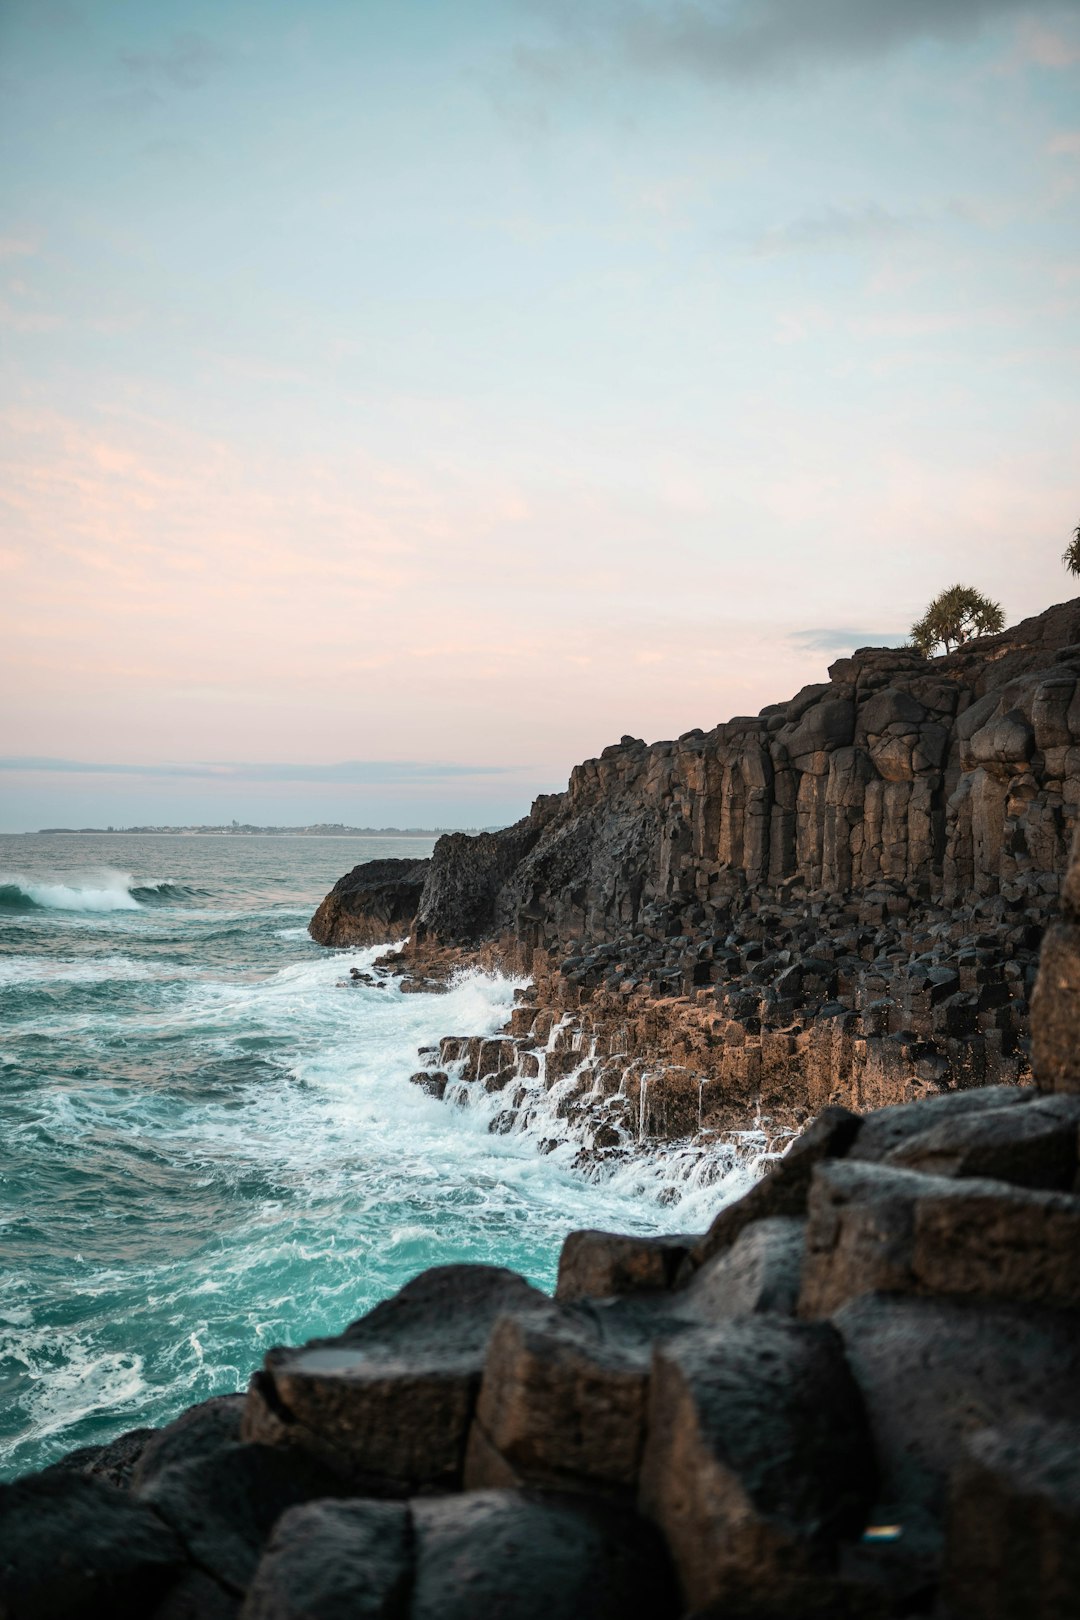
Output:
[[0, 831, 757, 1481]]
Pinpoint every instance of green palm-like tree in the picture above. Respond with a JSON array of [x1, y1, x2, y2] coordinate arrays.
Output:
[[1063, 524, 1080, 577], [911, 584, 1005, 657]]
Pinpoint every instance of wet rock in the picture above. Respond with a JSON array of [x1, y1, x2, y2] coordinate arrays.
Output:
[[680, 1106, 862, 1277], [638, 1318, 875, 1615], [945, 1417, 1080, 1620], [308, 857, 430, 948], [0, 1471, 186, 1619], [242, 1265, 548, 1492], [555, 1230, 695, 1300], [409, 1069, 448, 1099]]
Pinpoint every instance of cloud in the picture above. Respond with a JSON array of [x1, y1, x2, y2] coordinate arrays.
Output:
[[788, 628, 904, 653], [0, 758, 520, 785], [1049, 130, 1080, 155], [118, 33, 225, 91], [532, 0, 1079, 83], [0, 236, 37, 260], [752, 202, 913, 257]]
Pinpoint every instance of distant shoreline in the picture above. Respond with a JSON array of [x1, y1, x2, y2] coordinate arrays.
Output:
[[29, 826, 488, 838]]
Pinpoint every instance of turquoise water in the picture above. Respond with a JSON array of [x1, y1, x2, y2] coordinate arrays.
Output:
[[0, 833, 750, 1481]]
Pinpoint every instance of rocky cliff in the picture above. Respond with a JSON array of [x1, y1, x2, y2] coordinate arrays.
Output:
[[313, 599, 1080, 1139], [9, 863, 1080, 1619]]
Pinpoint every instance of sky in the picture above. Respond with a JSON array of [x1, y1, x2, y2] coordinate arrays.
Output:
[[1, 0, 1079, 830]]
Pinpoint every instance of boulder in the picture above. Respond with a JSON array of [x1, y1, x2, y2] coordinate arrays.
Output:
[[134, 1395, 246, 1489], [833, 1294, 1080, 1520], [800, 1159, 1080, 1316], [242, 1265, 548, 1491], [683, 1216, 805, 1319], [555, 1230, 695, 1300], [881, 1095, 1080, 1190], [945, 1417, 1080, 1620], [849, 1085, 1036, 1163], [0, 1471, 186, 1619], [679, 1106, 862, 1277], [41, 1425, 157, 1491], [409, 1489, 679, 1620], [638, 1319, 875, 1614], [307, 857, 430, 947], [466, 1295, 694, 1494], [138, 1440, 347, 1596], [240, 1499, 411, 1620]]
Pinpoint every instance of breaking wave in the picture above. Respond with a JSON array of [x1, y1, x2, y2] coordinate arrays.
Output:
[[0, 872, 204, 914]]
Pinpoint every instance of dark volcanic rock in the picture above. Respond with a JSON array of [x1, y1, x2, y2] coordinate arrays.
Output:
[[308, 857, 430, 947], [555, 1229, 695, 1300], [241, 1499, 411, 1620], [41, 1424, 157, 1491], [833, 1295, 1080, 1521], [0, 1470, 187, 1619], [945, 1417, 1080, 1620], [638, 1318, 875, 1615], [800, 1159, 1080, 1316], [134, 1395, 245, 1489], [242, 1264, 547, 1492], [409, 1489, 679, 1620], [138, 1440, 347, 1595], [466, 1295, 695, 1495]]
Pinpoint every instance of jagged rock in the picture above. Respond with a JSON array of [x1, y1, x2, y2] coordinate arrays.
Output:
[[466, 1295, 694, 1495], [680, 1106, 862, 1276], [153, 1569, 239, 1620], [409, 1069, 448, 1099], [409, 1490, 679, 1620], [40, 1425, 157, 1491], [134, 1395, 245, 1489], [0, 1471, 187, 1619], [308, 857, 430, 947], [944, 1417, 1080, 1620], [240, 1499, 411, 1620], [638, 1319, 875, 1615], [241, 1265, 547, 1491], [800, 1160, 1080, 1316], [555, 1230, 695, 1300], [683, 1216, 805, 1319], [833, 1295, 1080, 1521]]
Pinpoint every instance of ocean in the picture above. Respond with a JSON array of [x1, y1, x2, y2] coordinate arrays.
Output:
[[0, 832, 755, 1481]]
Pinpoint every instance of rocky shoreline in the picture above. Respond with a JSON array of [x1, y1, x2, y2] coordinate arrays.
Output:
[[7, 603, 1080, 1617]]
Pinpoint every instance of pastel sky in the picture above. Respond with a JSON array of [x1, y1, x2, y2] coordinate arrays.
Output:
[[2, 0, 1079, 830]]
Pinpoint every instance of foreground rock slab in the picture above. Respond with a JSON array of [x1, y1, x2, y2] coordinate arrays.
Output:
[[242, 1265, 547, 1492], [638, 1318, 875, 1614]]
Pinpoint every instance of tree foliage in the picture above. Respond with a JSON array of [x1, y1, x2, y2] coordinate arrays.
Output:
[[910, 584, 1005, 657], [1063, 524, 1080, 577]]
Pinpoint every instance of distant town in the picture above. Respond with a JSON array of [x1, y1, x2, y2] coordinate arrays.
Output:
[[36, 822, 491, 837]]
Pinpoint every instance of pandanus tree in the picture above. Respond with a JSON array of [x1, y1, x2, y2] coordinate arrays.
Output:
[[1063, 524, 1080, 577], [911, 584, 1005, 657]]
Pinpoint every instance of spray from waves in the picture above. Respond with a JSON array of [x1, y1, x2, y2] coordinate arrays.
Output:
[[0, 871, 206, 914]]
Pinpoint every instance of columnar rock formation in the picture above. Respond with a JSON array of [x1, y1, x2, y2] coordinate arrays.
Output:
[[313, 601, 1080, 1143], [7, 850, 1080, 1618]]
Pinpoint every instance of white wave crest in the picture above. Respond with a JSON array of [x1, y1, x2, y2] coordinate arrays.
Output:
[[0, 868, 142, 912]]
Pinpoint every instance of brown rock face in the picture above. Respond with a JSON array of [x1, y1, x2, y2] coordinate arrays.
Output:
[[307, 857, 430, 947], [402, 600, 1080, 954]]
